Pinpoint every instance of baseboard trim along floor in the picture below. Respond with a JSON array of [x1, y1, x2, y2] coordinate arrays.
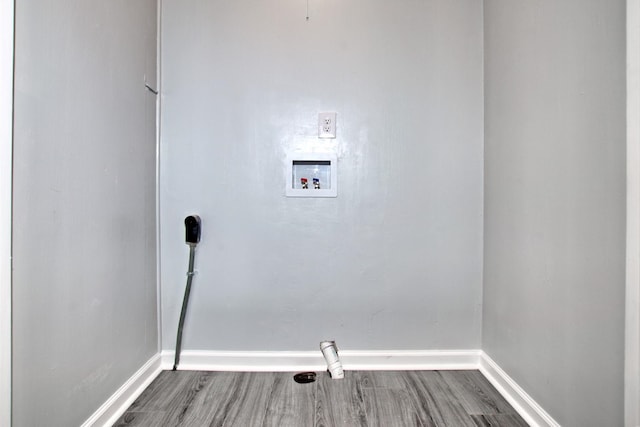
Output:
[[80, 354, 162, 427], [479, 352, 560, 427], [83, 350, 560, 427], [159, 349, 483, 372]]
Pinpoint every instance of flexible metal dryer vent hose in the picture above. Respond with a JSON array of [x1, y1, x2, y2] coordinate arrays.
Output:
[[174, 215, 201, 371], [173, 243, 196, 370]]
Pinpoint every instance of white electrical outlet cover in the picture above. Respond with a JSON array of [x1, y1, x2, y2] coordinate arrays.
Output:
[[318, 112, 337, 139]]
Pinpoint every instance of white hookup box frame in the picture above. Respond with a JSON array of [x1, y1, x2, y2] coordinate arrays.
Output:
[[285, 153, 337, 198]]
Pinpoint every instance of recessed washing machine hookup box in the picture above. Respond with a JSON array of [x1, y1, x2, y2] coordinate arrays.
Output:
[[286, 153, 337, 198]]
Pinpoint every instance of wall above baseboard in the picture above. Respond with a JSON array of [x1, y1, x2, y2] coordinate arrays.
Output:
[[81, 354, 163, 427], [479, 352, 560, 427]]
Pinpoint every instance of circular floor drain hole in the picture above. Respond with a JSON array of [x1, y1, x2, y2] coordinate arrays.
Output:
[[293, 372, 316, 384]]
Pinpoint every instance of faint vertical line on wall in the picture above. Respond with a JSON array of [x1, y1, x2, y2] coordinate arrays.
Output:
[[626, 1, 640, 426], [479, 0, 486, 349], [155, 0, 164, 353], [0, 0, 14, 424]]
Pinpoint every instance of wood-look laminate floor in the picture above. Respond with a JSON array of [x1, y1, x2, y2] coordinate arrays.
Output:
[[114, 370, 529, 427]]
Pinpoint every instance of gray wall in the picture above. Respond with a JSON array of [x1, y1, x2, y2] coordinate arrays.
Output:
[[483, 1, 626, 426], [12, 0, 158, 425], [160, 0, 484, 351]]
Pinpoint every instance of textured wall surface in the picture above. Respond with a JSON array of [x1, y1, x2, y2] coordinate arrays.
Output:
[[12, 0, 158, 425], [483, 1, 626, 426], [160, 0, 484, 351], [0, 0, 14, 424]]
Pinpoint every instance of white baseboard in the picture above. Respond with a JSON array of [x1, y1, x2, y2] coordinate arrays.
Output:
[[479, 352, 560, 427], [161, 349, 482, 372], [81, 354, 162, 427]]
